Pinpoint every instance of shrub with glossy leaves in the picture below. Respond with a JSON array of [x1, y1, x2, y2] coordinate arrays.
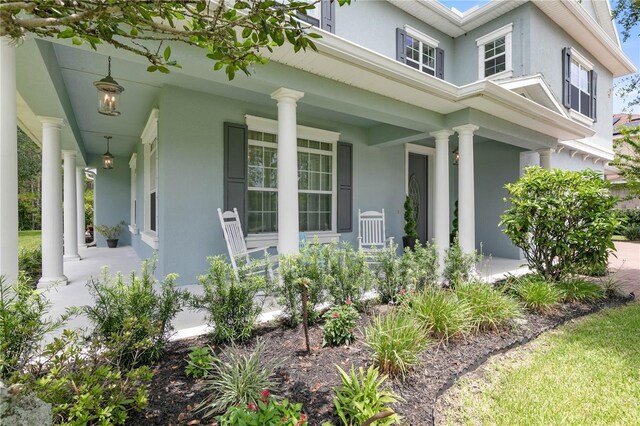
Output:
[[557, 278, 604, 303], [455, 281, 521, 331], [322, 302, 360, 347], [501, 167, 619, 281], [363, 310, 428, 378], [403, 288, 472, 341], [508, 275, 563, 313], [218, 393, 307, 426], [333, 365, 402, 426], [195, 256, 271, 344], [84, 260, 189, 368], [185, 346, 215, 379]]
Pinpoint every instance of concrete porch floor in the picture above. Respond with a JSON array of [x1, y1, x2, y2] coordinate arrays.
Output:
[[44, 245, 529, 340]]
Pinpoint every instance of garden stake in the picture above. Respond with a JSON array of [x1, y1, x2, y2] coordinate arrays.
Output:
[[298, 278, 311, 353], [362, 411, 395, 426]]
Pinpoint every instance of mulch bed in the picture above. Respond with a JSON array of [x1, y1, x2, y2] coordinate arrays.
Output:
[[127, 295, 632, 426]]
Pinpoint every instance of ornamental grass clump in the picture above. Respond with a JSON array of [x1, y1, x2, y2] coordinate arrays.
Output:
[[403, 288, 472, 341], [198, 339, 281, 418], [363, 309, 428, 378], [557, 278, 604, 303], [333, 365, 403, 426], [501, 167, 619, 281], [455, 280, 521, 331], [322, 301, 360, 347], [509, 275, 564, 313]]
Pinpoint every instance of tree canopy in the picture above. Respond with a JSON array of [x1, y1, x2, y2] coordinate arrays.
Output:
[[612, 124, 640, 199], [0, 0, 349, 79], [612, 0, 640, 111]]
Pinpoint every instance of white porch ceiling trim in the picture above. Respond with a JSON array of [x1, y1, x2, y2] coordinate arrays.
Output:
[[559, 138, 615, 161]]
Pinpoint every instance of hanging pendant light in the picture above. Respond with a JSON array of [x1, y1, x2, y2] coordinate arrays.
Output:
[[102, 136, 114, 169], [452, 148, 460, 166], [94, 56, 124, 116]]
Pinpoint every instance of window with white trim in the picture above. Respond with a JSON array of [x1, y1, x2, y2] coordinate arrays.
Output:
[[405, 34, 437, 76], [570, 55, 592, 117], [476, 24, 513, 79], [129, 153, 137, 233], [141, 108, 159, 248], [246, 117, 338, 235], [148, 139, 158, 233]]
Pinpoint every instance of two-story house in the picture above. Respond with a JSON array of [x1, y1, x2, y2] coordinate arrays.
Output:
[[2, 0, 635, 286]]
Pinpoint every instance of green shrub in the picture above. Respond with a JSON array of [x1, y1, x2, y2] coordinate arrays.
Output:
[[84, 260, 189, 368], [455, 281, 521, 331], [501, 167, 619, 281], [401, 241, 439, 291], [443, 238, 478, 287], [509, 275, 563, 313], [616, 209, 640, 235], [333, 365, 402, 426], [218, 393, 307, 426], [622, 223, 640, 240], [403, 288, 472, 341], [326, 242, 374, 306], [198, 339, 281, 418], [20, 329, 152, 426], [363, 309, 428, 378], [18, 247, 42, 287], [185, 346, 215, 379], [195, 256, 269, 344], [0, 274, 70, 380], [322, 302, 360, 347], [374, 244, 406, 304], [403, 195, 418, 239], [557, 278, 604, 303]]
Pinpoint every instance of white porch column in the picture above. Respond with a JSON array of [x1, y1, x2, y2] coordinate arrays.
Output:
[[63, 150, 80, 261], [430, 129, 454, 274], [453, 124, 479, 254], [76, 166, 86, 250], [271, 87, 304, 255], [0, 38, 19, 281], [39, 117, 67, 287], [537, 148, 554, 170]]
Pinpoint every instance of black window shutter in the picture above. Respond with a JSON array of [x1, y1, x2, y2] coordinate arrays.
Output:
[[321, 0, 335, 33], [562, 47, 572, 109], [590, 70, 598, 122], [224, 122, 248, 235], [337, 142, 353, 233], [396, 28, 407, 64], [436, 47, 445, 79]]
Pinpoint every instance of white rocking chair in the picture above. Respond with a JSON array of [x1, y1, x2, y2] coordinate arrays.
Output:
[[358, 209, 394, 260], [217, 208, 275, 278]]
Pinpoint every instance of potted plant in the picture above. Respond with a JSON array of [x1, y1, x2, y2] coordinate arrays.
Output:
[[450, 200, 459, 246], [95, 221, 126, 248], [402, 195, 418, 250]]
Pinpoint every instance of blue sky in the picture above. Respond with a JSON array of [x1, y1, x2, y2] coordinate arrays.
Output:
[[439, 0, 640, 113]]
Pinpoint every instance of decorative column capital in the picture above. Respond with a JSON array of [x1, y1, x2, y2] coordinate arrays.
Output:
[[452, 124, 479, 136], [270, 87, 304, 103], [536, 148, 555, 155], [62, 150, 77, 158], [430, 129, 455, 140], [38, 116, 65, 128]]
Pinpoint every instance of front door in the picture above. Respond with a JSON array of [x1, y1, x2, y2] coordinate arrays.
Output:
[[408, 153, 428, 243]]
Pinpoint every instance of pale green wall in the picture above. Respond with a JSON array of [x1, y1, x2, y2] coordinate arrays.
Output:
[[90, 155, 132, 247]]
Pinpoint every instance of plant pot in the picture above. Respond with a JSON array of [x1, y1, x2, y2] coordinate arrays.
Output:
[[106, 239, 119, 248], [402, 236, 417, 251]]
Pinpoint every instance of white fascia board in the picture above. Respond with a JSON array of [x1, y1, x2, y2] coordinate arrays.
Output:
[[245, 115, 341, 142], [404, 25, 440, 47], [497, 73, 568, 118], [559, 138, 615, 161]]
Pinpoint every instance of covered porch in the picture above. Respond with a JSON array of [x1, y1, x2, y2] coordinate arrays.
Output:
[[1, 33, 593, 286]]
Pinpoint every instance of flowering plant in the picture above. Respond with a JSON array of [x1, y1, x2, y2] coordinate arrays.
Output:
[[322, 302, 360, 347], [217, 392, 308, 426]]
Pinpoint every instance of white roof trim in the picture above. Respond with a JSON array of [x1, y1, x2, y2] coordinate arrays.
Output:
[[496, 74, 568, 118], [245, 115, 341, 142], [571, 48, 594, 71], [476, 23, 513, 46], [559, 138, 615, 161], [141, 108, 158, 144]]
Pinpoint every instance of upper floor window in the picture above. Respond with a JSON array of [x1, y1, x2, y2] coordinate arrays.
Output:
[[296, 0, 335, 33], [562, 47, 597, 122], [396, 26, 444, 79], [476, 23, 513, 79]]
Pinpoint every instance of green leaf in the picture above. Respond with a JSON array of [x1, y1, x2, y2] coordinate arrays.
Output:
[[147, 66, 158, 72], [71, 37, 83, 46], [57, 28, 75, 39], [163, 46, 171, 62]]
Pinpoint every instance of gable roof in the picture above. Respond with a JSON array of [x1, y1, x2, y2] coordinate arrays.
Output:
[[495, 74, 567, 118], [388, 0, 635, 77]]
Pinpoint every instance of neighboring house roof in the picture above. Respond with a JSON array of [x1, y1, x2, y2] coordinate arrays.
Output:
[[613, 113, 640, 136], [389, 0, 635, 77]]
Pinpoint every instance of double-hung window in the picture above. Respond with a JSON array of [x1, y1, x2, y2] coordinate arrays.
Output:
[[141, 109, 159, 249], [245, 116, 339, 239], [396, 26, 444, 79], [563, 47, 597, 122], [476, 24, 513, 79]]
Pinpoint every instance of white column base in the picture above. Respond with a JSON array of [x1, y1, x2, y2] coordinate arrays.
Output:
[[63, 254, 81, 262], [38, 275, 68, 288]]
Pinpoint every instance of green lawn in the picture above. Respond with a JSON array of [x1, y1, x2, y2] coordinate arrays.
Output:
[[612, 235, 630, 241], [19, 230, 41, 251], [445, 302, 640, 426]]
